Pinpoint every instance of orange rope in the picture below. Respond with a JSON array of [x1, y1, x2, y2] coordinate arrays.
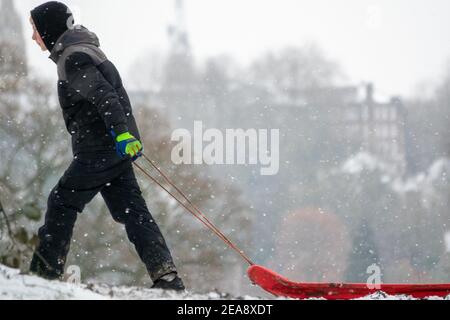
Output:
[[133, 156, 254, 266], [141, 154, 251, 261]]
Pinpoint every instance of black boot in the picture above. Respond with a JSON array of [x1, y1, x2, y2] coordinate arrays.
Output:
[[29, 252, 64, 281], [152, 273, 186, 291]]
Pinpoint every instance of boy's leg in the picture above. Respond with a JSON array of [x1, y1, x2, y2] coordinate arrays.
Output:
[[30, 156, 116, 279], [30, 180, 100, 279], [100, 164, 178, 282]]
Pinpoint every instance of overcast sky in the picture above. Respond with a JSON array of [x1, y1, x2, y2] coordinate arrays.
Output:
[[17, 0, 450, 99]]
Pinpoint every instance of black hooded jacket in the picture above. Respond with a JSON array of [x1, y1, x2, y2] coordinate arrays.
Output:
[[49, 25, 141, 154]]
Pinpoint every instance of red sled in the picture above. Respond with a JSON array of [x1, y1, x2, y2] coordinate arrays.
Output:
[[248, 265, 450, 300]]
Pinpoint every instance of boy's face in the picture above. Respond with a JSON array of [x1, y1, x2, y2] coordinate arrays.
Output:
[[29, 17, 47, 52]]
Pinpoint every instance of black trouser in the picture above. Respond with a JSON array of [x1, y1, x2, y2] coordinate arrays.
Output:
[[30, 151, 177, 281]]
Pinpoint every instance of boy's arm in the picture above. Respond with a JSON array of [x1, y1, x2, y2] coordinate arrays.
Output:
[[64, 52, 129, 135]]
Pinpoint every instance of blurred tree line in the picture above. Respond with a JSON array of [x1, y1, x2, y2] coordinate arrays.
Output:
[[0, 69, 69, 270]]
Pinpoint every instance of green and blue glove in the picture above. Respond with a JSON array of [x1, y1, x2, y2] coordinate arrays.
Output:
[[112, 131, 143, 160]]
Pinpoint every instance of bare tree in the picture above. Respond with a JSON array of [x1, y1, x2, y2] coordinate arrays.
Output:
[[0, 73, 71, 269], [274, 207, 351, 283]]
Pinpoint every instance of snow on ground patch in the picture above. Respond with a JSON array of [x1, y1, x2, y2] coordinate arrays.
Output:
[[0, 265, 105, 300], [355, 291, 450, 300], [342, 152, 379, 174], [0, 265, 257, 300], [1, 265, 448, 300]]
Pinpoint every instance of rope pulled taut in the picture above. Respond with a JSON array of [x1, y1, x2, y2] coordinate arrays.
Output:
[[133, 154, 255, 266]]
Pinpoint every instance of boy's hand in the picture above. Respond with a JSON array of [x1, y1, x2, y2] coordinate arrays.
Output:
[[114, 132, 143, 160]]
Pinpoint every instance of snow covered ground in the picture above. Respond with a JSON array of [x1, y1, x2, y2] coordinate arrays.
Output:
[[1, 265, 449, 300], [0, 265, 260, 300]]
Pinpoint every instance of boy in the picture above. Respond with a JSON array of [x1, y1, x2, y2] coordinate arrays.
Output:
[[29, 1, 184, 291]]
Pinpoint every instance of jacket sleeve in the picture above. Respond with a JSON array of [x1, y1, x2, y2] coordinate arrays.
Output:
[[64, 52, 129, 135]]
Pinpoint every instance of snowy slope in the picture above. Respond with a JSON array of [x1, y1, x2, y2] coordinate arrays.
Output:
[[0, 265, 448, 300], [0, 265, 256, 300]]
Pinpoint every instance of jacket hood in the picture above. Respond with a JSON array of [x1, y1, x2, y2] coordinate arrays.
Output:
[[30, 1, 73, 51], [49, 25, 100, 63]]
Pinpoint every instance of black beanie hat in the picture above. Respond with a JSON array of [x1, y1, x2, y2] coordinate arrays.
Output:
[[31, 1, 74, 51]]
